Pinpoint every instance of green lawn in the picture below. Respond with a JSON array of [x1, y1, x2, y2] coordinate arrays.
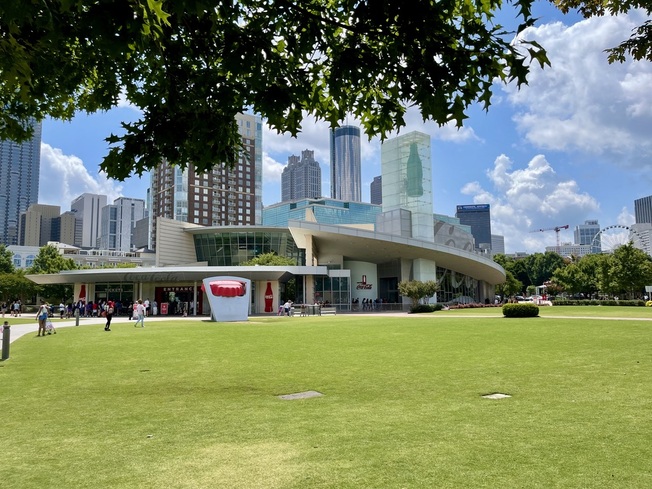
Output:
[[2, 315, 652, 488]]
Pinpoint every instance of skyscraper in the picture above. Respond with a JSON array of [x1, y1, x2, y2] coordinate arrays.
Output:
[[330, 125, 361, 201], [99, 197, 146, 251], [574, 219, 601, 253], [370, 176, 382, 205], [281, 150, 322, 202], [635, 195, 652, 224], [71, 193, 108, 248], [455, 204, 492, 251], [18, 204, 60, 246], [149, 113, 263, 249], [0, 121, 42, 246]]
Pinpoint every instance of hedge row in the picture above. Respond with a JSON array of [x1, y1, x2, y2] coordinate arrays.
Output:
[[502, 303, 539, 318], [409, 304, 444, 314], [552, 299, 647, 307]]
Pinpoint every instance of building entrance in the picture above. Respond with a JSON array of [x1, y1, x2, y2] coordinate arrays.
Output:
[[155, 286, 202, 315]]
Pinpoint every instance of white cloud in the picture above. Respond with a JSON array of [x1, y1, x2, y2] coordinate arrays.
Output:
[[462, 154, 600, 252], [39, 143, 123, 211], [617, 206, 635, 225], [504, 12, 652, 167]]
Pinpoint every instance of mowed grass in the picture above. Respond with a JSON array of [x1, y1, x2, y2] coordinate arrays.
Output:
[[1, 314, 652, 488]]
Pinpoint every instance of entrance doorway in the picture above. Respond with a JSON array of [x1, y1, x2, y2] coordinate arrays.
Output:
[[155, 286, 202, 316]]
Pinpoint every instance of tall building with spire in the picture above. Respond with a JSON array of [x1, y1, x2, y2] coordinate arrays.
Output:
[[330, 125, 361, 202], [281, 150, 322, 202], [149, 113, 262, 249], [0, 121, 42, 246]]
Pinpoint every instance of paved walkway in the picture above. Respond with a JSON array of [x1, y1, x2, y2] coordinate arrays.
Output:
[[1, 314, 207, 345]]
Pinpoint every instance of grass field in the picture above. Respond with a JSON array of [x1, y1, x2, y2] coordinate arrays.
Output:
[[1, 312, 652, 488]]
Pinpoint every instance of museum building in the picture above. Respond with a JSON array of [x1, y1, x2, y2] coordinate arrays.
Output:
[[27, 131, 506, 315]]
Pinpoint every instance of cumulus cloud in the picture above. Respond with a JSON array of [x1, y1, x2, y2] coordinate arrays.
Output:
[[617, 206, 635, 225], [462, 154, 600, 252], [39, 143, 123, 211], [504, 12, 652, 168]]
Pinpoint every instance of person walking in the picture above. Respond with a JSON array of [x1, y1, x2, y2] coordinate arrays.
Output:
[[104, 300, 115, 331], [36, 302, 49, 337], [134, 299, 146, 328]]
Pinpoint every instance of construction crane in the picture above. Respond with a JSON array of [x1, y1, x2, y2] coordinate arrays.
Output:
[[530, 224, 570, 249]]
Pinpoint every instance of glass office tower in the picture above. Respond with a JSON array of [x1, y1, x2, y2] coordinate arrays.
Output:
[[0, 121, 42, 246], [330, 125, 361, 202], [455, 204, 492, 251]]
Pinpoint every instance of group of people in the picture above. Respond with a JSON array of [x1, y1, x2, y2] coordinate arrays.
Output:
[[1, 300, 23, 318], [23, 296, 154, 335], [353, 298, 385, 310]]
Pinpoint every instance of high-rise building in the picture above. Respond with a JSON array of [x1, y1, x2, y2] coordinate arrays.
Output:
[[0, 121, 42, 246], [149, 113, 263, 249], [370, 176, 382, 205], [635, 195, 652, 224], [574, 219, 601, 253], [491, 234, 505, 255], [18, 203, 79, 247], [330, 125, 361, 202], [281, 150, 322, 201], [70, 193, 108, 248], [455, 204, 492, 251], [99, 197, 146, 251], [18, 203, 60, 246]]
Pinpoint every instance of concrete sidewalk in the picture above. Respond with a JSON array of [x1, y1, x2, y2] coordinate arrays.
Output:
[[1, 314, 208, 345]]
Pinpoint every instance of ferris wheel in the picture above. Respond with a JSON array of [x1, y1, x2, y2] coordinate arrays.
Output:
[[590, 224, 644, 253]]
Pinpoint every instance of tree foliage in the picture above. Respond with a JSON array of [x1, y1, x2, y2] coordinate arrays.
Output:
[[0, 0, 547, 180], [607, 243, 652, 298], [0, 270, 37, 303], [27, 245, 79, 302], [553, 0, 652, 62], [526, 251, 566, 287], [495, 270, 523, 299], [239, 252, 296, 266], [398, 280, 440, 305], [28, 245, 78, 275], [0, 244, 15, 274]]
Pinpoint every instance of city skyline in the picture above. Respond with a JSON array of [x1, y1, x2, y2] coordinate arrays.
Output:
[[34, 6, 652, 254]]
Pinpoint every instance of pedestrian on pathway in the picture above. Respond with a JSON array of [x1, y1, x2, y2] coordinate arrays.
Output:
[[134, 299, 146, 328], [104, 300, 115, 331], [35, 302, 49, 337]]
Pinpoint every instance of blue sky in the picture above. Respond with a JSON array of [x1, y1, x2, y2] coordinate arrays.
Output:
[[38, 5, 652, 254]]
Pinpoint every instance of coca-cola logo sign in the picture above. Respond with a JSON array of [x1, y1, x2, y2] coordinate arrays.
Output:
[[356, 275, 373, 290]]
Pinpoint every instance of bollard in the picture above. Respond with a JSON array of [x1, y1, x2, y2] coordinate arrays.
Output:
[[1, 322, 10, 361], [75, 307, 80, 326]]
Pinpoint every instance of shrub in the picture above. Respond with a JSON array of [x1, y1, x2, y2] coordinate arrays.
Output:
[[646, 301, 652, 307], [409, 304, 443, 314], [503, 303, 539, 318]]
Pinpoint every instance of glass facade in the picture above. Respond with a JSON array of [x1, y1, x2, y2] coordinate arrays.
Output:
[[436, 267, 478, 303], [0, 121, 42, 246], [193, 230, 305, 266], [314, 275, 350, 307], [94, 282, 135, 305], [381, 131, 433, 241], [263, 199, 381, 227], [455, 204, 492, 250], [330, 126, 361, 202]]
